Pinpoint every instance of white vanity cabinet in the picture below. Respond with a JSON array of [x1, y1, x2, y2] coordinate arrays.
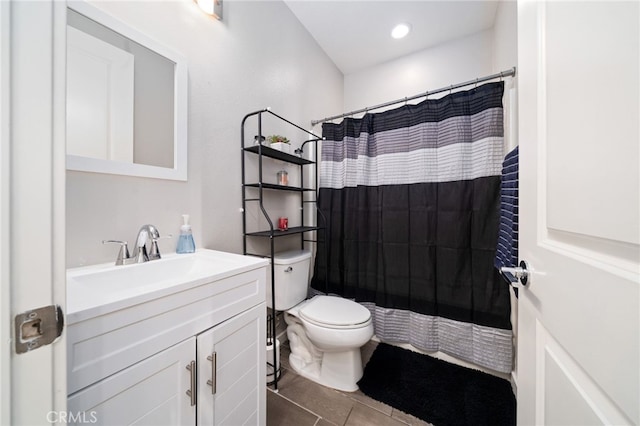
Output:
[[68, 304, 265, 426], [66, 250, 268, 426]]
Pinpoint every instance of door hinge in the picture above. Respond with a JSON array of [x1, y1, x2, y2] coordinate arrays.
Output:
[[14, 305, 64, 354]]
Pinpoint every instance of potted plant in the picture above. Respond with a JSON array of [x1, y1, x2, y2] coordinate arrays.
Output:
[[267, 135, 290, 153]]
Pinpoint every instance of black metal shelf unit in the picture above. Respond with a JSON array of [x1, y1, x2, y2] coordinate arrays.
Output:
[[240, 109, 325, 391], [243, 183, 316, 192], [243, 144, 315, 165]]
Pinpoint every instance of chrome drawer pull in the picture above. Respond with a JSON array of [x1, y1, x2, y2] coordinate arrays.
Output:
[[186, 361, 196, 406], [207, 352, 217, 394]]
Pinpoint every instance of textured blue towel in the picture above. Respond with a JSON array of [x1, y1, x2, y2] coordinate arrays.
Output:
[[495, 146, 519, 286]]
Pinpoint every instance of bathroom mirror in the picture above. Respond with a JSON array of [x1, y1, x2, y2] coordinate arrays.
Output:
[[66, 1, 188, 181]]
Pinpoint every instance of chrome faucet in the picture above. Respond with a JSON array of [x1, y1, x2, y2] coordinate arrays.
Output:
[[132, 224, 163, 263], [103, 224, 171, 265]]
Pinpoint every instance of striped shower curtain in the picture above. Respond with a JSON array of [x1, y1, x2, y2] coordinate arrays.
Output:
[[311, 82, 513, 373]]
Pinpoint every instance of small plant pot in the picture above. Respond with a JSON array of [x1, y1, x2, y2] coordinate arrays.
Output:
[[270, 142, 290, 153]]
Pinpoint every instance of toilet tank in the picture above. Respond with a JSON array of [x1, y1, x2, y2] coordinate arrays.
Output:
[[266, 249, 312, 311]]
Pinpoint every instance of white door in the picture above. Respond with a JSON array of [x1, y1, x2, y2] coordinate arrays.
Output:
[[517, 1, 639, 425], [197, 303, 266, 426], [1, 1, 67, 424], [0, 1, 11, 424]]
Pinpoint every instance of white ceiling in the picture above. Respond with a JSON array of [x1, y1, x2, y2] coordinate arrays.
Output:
[[284, 1, 499, 75]]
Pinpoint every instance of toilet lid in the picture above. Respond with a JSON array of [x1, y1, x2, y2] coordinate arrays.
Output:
[[299, 296, 371, 327]]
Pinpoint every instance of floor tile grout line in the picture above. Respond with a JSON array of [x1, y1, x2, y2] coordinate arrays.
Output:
[[340, 392, 394, 418], [343, 400, 414, 426], [274, 341, 423, 425], [278, 342, 398, 425], [341, 406, 354, 426], [267, 387, 327, 422], [388, 409, 414, 426]]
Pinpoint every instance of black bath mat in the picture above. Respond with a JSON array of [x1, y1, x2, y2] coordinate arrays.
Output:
[[357, 343, 516, 426]]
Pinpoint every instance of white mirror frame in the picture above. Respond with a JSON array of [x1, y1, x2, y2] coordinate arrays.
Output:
[[66, 1, 188, 181]]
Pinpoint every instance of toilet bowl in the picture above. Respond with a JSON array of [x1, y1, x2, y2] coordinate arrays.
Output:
[[269, 250, 374, 392], [285, 295, 373, 392]]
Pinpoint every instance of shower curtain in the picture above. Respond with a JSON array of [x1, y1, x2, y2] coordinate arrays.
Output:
[[311, 82, 512, 373]]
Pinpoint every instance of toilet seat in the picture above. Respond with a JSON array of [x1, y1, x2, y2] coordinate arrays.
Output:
[[298, 296, 371, 330]]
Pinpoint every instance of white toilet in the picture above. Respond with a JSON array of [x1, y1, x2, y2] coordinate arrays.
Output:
[[268, 249, 374, 392]]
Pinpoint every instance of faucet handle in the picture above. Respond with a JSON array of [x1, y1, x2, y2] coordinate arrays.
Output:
[[102, 240, 131, 266], [149, 234, 173, 260]]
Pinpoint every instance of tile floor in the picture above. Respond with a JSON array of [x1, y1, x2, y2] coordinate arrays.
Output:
[[266, 340, 432, 426]]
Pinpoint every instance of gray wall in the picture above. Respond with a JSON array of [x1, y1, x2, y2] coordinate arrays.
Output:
[[492, 0, 518, 73], [66, 0, 343, 267], [343, 30, 495, 113]]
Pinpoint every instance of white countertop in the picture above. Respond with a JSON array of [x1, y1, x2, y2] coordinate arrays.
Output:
[[66, 249, 268, 324]]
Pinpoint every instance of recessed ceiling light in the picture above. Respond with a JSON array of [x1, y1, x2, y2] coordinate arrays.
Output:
[[391, 23, 411, 39]]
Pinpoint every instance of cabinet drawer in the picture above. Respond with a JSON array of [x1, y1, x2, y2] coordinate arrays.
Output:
[[67, 267, 266, 394]]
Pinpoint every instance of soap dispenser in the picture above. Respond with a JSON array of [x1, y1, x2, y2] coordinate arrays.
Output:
[[176, 214, 196, 254]]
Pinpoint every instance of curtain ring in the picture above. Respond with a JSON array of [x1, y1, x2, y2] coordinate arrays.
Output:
[[404, 96, 408, 106], [500, 71, 504, 82], [449, 84, 453, 95]]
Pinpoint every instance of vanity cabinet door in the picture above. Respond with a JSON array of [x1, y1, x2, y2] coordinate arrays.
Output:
[[68, 337, 196, 426], [197, 303, 266, 426]]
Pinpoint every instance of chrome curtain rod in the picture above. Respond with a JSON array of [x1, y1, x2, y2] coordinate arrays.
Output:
[[311, 66, 516, 127]]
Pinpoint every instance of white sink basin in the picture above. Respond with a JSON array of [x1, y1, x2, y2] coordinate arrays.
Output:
[[67, 249, 268, 324]]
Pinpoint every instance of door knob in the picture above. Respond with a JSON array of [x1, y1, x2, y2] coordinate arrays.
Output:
[[500, 260, 530, 286]]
